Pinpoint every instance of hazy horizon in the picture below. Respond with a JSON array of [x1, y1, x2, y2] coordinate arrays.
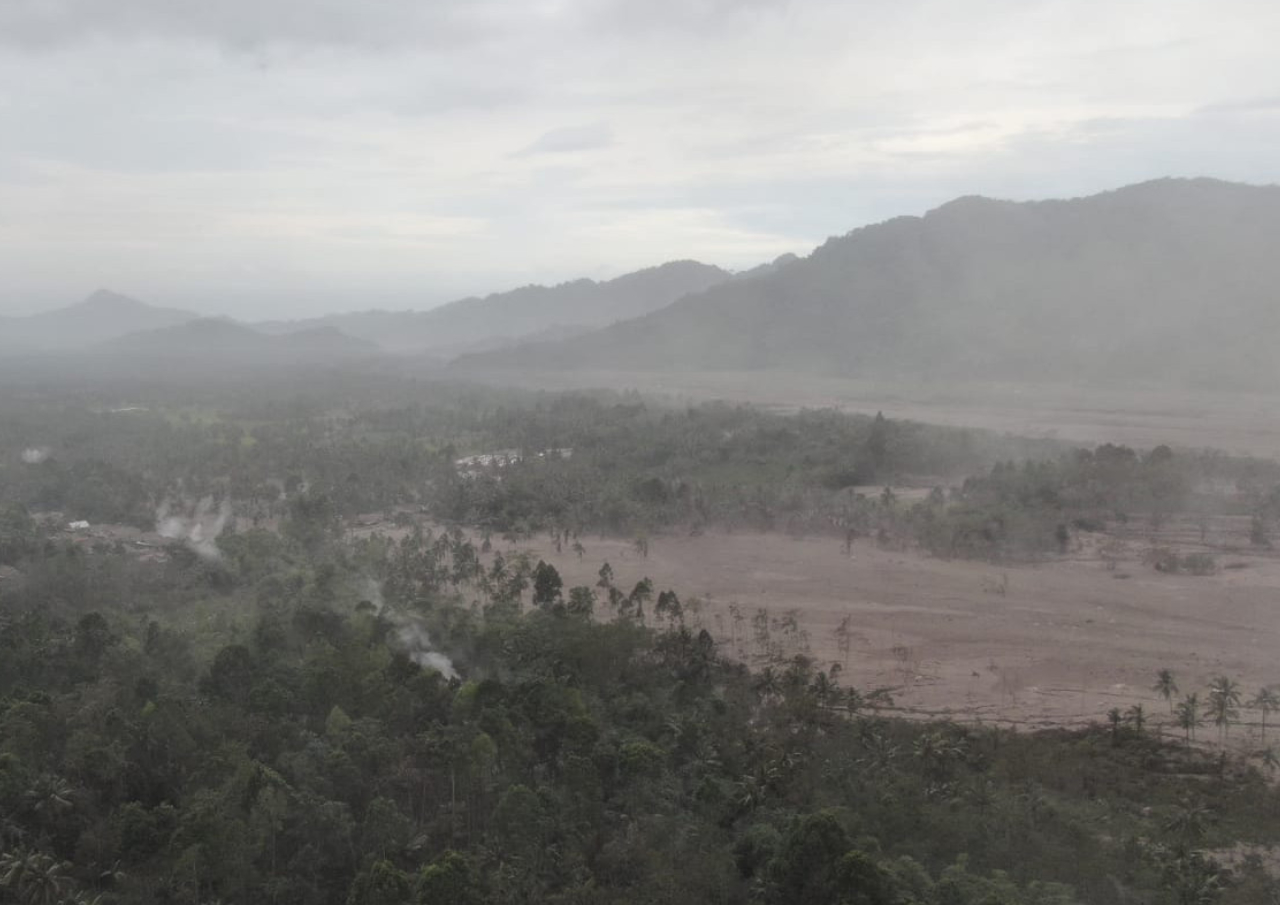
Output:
[[4, 174, 1276, 321], [3, 0, 1280, 319]]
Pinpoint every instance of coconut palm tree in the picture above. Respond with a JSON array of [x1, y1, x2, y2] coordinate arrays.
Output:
[[1163, 800, 1211, 847], [0, 848, 72, 905], [1125, 704, 1147, 736], [1248, 686, 1280, 741], [1161, 851, 1223, 905], [809, 670, 838, 706], [753, 667, 782, 702], [1175, 694, 1201, 745], [1206, 676, 1242, 746], [1154, 669, 1180, 713], [24, 774, 73, 818], [1107, 707, 1125, 744]]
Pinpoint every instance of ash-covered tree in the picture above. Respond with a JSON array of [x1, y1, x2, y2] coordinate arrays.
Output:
[[532, 560, 563, 607]]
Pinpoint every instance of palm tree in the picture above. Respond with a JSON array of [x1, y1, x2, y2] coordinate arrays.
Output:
[[1154, 669, 1180, 713], [1162, 850, 1223, 905], [1163, 800, 1211, 847], [1175, 694, 1201, 745], [857, 728, 899, 772], [753, 667, 782, 702], [913, 731, 967, 782], [0, 848, 72, 905], [24, 775, 73, 818], [1107, 707, 1125, 744], [1126, 704, 1147, 736], [1206, 676, 1242, 746], [809, 670, 837, 706], [1248, 686, 1280, 741]]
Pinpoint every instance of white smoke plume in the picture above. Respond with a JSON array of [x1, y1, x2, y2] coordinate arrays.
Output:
[[395, 621, 460, 678], [360, 577, 458, 679], [156, 496, 232, 562], [21, 448, 48, 464]]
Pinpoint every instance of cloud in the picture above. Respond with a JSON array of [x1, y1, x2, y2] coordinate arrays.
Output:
[[1, 0, 1279, 317], [515, 123, 615, 157], [0, 0, 509, 51]]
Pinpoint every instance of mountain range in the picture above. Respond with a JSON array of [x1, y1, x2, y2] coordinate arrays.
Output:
[[0, 289, 200, 351], [0, 259, 737, 360], [455, 178, 1280, 389], [5, 178, 1279, 390], [253, 259, 733, 355]]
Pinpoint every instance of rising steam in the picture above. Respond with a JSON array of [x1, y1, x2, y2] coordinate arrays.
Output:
[[361, 578, 458, 679], [156, 496, 232, 561]]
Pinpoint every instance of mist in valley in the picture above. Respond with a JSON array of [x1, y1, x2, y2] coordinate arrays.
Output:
[[3, 2, 1280, 904]]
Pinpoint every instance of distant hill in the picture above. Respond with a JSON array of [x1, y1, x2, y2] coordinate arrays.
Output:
[[1, 290, 201, 350], [456, 179, 1280, 390], [254, 260, 732, 355], [99, 318, 378, 365]]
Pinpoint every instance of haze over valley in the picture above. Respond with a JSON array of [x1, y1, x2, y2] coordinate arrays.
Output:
[[8, 177, 1280, 401], [5, 2, 1280, 903]]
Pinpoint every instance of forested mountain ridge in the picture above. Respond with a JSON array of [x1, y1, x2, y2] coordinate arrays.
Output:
[[455, 178, 1280, 389], [254, 259, 734, 355]]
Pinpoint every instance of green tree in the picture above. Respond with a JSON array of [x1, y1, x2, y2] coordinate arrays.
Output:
[[347, 859, 412, 905], [566, 586, 595, 618], [415, 850, 480, 905], [767, 811, 852, 905], [0, 849, 73, 905], [1154, 669, 1179, 713], [531, 560, 563, 607]]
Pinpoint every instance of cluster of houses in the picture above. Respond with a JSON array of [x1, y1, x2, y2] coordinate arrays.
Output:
[[453, 447, 573, 480]]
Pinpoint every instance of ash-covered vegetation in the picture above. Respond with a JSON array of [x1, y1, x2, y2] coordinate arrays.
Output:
[[3, 374, 1279, 563], [5, 516, 1280, 905], [4, 373, 1280, 904]]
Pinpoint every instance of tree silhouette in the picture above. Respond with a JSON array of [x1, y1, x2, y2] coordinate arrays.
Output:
[[531, 560, 563, 607], [1126, 704, 1146, 736], [1206, 676, 1241, 746], [1175, 694, 1201, 745], [1154, 669, 1179, 713], [1248, 686, 1279, 742], [1107, 708, 1125, 745]]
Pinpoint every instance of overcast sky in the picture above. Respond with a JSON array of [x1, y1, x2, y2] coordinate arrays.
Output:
[[2, 0, 1278, 318]]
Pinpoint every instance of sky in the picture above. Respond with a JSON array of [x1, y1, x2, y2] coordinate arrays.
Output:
[[1, 0, 1278, 319]]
